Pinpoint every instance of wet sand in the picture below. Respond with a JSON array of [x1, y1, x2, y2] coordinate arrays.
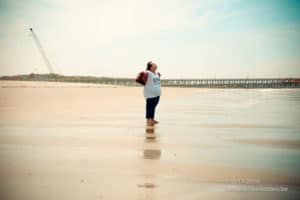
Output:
[[230, 139, 300, 148], [0, 81, 300, 199]]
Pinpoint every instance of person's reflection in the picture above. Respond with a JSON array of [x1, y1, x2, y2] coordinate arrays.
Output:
[[143, 126, 161, 160], [137, 126, 161, 199]]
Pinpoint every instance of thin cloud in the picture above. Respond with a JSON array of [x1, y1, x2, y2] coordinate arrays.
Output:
[[0, 0, 299, 78]]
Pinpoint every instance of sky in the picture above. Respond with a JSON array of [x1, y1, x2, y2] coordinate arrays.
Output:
[[0, 0, 300, 78]]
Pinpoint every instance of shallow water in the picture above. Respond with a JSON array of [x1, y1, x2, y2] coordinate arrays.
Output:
[[1, 87, 300, 200], [158, 89, 300, 174]]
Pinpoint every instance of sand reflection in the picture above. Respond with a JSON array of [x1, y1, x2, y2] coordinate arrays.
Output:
[[143, 126, 161, 160], [136, 126, 162, 199]]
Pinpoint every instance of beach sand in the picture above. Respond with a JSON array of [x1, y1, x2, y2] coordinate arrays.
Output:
[[0, 81, 300, 199]]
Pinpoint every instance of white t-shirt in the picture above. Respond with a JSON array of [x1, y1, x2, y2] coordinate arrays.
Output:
[[143, 71, 161, 99]]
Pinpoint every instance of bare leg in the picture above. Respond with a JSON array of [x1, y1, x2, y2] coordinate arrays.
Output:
[[146, 118, 154, 126]]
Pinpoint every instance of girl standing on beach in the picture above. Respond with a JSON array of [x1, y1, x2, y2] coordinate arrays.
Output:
[[144, 61, 161, 126]]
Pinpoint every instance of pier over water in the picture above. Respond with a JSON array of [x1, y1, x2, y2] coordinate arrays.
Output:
[[160, 78, 300, 88], [97, 78, 300, 88]]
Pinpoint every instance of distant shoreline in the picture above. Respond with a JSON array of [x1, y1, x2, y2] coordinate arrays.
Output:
[[1, 73, 300, 88]]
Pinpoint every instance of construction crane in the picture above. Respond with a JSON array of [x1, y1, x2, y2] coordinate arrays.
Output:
[[29, 28, 55, 74]]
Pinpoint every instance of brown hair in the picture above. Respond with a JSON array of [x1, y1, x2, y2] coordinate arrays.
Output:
[[146, 61, 153, 70]]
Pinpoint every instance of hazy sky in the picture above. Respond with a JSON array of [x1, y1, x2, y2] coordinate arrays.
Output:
[[0, 0, 300, 78]]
